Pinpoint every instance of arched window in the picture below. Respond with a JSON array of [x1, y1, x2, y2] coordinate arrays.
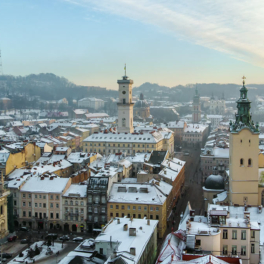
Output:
[[249, 140, 251, 143], [248, 159, 252, 167], [240, 158, 244, 166], [240, 140, 242, 143], [0, 205, 3, 215]]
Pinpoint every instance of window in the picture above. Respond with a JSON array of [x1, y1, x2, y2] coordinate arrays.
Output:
[[122, 118, 126, 127], [50, 213, 53, 219], [80, 201, 84, 206], [56, 203, 59, 208], [88, 196, 92, 203], [101, 207, 105, 213], [39, 195, 42, 198], [133, 206, 136, 210], [43, 203, 46, 208], [116, 205, 119, 209], [127, 213, 130, 217], [144, 207, 147, 211], [35, 203, 37, 207], [156, 215, 159, 220], [121, 205, 125, 210], [75, 201, 78, 206], [251, 230, 255, 238], [232, 230, 237, 239], [29, 202, 31, 207], [223, 229, 228, 239], [248, 158, 252, 167], [150, 215, 153, 219], [50, 203, 53, 208], [251, 244, 255, 253], [240, 158, 244, 166], [127, 205, 130, 210], [241, 230, 246, 240], [232, 245, 237, 255], [94, 207, 98, 213], [56, 213, 59, 219], [39, 203, 42, 207], [150, 207, 153, 211], [110, 205, 113, 209], [35, 195, 37, 198], [50, 195, 53, 199], [223, 245, 228, 255], [23, 202, 26, 206], [133, 214, 136, 218], [28, 194, 31, 198], [29, 211, 31, 217], [56, 195, 59, 200], [14, 200, 17, 206], [110, 213, 113, 217], [138, 206, 141, 211], [241, 246, 246, 256], [138, 214, 141, 218], [35, 212, 38, 218], [116, 213, 119, 217], [23, 211, 26, 217], [156, 207, 159, 211], [195, 239, 201, 246], [23, 194, 26, 198], [43, 195, 46, 199]]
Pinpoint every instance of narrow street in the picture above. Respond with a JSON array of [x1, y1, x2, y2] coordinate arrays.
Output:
[[158, 148, 204, 248]]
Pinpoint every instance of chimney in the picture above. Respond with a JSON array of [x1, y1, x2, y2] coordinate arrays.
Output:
[[123, 224, 128, 231], [147, 219, 150, 225], [40, 176, 44, 180], [129, 228, 136, 236], [117, 218, 120, 224], [50, 176, 54, 180], [130, 247, 136, 256]]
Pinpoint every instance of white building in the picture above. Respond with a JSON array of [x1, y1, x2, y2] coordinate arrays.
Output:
[[78, 97, 105, 110], [95, 217, 158, 264]]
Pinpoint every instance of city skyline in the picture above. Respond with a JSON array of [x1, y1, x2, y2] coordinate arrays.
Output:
[[1, 0, 264, 89]]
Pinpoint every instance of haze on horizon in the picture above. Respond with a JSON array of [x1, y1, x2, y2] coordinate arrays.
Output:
[[1, 0, 264, 90]]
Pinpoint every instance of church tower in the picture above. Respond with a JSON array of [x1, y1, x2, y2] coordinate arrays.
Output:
[[117, 67, 134, 133], [229, 77, 259, 206], [192, 85, 201, 123]]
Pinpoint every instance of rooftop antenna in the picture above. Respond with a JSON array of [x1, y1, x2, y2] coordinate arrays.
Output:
[[0, 50, 3, 75], [124, 63, 126, 76]]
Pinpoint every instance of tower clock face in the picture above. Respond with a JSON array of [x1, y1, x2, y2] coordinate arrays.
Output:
[[122, 91, 126, 94]]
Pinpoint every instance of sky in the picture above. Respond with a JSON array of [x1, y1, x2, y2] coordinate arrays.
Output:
[[0, 0, 264, 90]]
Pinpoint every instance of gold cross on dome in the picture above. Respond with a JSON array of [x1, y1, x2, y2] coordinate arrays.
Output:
[[242, 75, 246, 85]]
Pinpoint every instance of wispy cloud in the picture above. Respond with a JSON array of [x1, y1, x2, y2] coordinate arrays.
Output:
[[63, 0, 264, 67]]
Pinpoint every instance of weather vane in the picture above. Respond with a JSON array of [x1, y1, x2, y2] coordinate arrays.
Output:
[[242, 75, 246, 85]]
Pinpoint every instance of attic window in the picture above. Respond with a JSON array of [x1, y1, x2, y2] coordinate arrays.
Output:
[[240, 140, 242, 143]]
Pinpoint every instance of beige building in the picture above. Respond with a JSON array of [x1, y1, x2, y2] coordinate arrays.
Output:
[[19, 174, 71, 230], [62, 184, 87, 232], [83, 129, 174, 155]]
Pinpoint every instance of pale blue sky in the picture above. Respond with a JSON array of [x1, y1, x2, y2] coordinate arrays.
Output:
[[0, 0, 264, 89]]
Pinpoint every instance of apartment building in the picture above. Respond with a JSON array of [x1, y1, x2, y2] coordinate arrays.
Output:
[[95, 217, 158, 264], [19, 174, 71, 230], [62, 184, 87, 232], [107, 183, 167, 238]]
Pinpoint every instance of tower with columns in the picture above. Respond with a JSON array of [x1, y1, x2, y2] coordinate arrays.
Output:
[[192, 85, 201, 123], [117, 68, 134, 133]]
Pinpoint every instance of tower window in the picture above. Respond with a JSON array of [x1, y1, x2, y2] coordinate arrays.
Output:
[[122, 118, 126, 127], [249, 140, 251, 143], [248, 159, 252, 167], [122, 91, 126, 94], [240, 140, 242, 143], [240, 158, 244, 166], [123, 99, 126, 104]]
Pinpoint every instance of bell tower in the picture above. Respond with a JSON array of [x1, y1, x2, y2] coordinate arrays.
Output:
[[117, 65, 134, 133], [192, 85, 201, 123], [229, 76, 259, 206]]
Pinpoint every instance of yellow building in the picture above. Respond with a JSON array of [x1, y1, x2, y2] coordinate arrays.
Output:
[[83, 129, 174, 156], [0, 190, 10, 238], [229, 79, 260, 206], [0, 143, 41, 177], [107, 183, 167, 238]]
